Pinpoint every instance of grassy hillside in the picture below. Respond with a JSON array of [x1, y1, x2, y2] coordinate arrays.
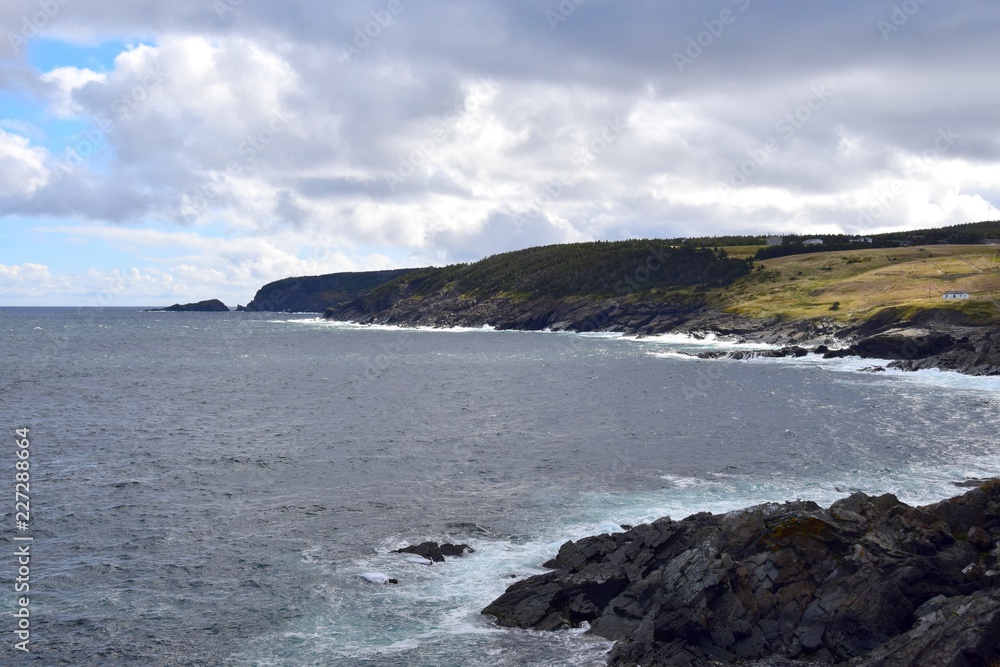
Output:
[[716, 245, 1000, 323], [359, 240, 751, 305]]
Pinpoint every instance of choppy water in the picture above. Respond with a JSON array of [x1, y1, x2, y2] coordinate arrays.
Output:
[[2, 307, 998, 666]]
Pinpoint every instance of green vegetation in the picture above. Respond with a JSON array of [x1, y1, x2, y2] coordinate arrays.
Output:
[[245, 268, 417, 312], [872, 219, 1000, 245], [319, 220, 1000, 328], [354, 240, 751, 308], [752, 220, 1000, 261]]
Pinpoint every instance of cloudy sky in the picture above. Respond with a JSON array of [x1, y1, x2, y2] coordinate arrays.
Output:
[[1, 0, 998, 306]]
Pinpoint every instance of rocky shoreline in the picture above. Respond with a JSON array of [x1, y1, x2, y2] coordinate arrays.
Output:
[[325, 296, 1000, 377], [482, 481, 1000, 666]]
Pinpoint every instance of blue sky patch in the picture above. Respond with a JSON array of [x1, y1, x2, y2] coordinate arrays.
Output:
[[27, 37, 150, 73]]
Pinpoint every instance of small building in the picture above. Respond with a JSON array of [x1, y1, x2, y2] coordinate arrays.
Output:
[[766, 235, 783, 246], [803, 238, 824, 246], [943, 291, 970, 300]]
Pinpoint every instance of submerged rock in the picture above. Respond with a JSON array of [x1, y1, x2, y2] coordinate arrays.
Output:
[[392, 541, 475, 563], [482, 481, 1000, 666]]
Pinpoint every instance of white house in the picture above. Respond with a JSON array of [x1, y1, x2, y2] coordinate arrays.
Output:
[[943, 291, 970, 300], [803, 238, 824, 245], [766, 235, 783, 246]]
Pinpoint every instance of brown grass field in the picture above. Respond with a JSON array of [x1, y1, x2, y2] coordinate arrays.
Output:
[[712, 245, 1000, 323]]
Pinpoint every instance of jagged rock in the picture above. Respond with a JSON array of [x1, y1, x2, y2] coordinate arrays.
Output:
[[392, 541, 475, 563], [849, 331, 955, 360], [697, 346, 809, 361], [954, 478, 995, 488], [482, 481, 1000, 666], [848, 590, 1000, 666]]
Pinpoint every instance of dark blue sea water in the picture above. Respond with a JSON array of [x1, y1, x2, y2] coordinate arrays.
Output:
[[2, 307, 999, 666]]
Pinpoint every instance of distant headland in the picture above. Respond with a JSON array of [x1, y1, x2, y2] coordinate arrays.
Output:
[[237, 220, 1000, 376], [147, 299, 230, 312]]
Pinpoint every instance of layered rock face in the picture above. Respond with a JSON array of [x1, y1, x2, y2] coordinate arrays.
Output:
[[242, 269, 417, 312], [483, 482, 1000, 666]]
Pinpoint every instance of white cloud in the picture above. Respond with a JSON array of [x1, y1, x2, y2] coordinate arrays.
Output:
[[39, 66, 105, 117], [25, 223, 407, 305], [2, 1, 1000, 304], [0, 128, 50, 195]]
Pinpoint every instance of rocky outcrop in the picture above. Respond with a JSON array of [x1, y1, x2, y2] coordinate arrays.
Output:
[[884, 337, 1000, 376], [328, 293, 705, 334], [846, 591, 1000, 666], [697, 346, 810, 361], [392, 541, 475, 563], [817, 324, 1000, 376], [320, 268, 999, 376], [482, 481, 1000, 666], [150, 299, 229, 312], [242, 268, 416, 313]]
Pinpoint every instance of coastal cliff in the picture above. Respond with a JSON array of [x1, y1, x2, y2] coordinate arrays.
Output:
[[483, 481, 1000, 666], [240, 268, 417, 312], [325, 240, 750, 330], [319, 241, 1000, 376], [324, 287, 1000, 377]]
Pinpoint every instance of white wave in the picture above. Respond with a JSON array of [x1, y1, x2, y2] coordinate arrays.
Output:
[[300, 545, 322, 564], [397, 553, 434, 565], [761, 351, 1000, 392], [648, 350, 700, 361], [659, 474, 709, 489], [630, 331, 780, 350], [274, 318, 501, 334], [276, 317, 994, 393], [644, 341, 1000, 392], [572, 331, 625, 339], [242, 463, 998, 666]]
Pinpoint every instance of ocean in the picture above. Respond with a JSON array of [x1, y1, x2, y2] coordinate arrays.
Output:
[[2, 307, 999, 666]]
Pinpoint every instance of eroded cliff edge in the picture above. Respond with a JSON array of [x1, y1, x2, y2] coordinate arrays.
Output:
[[482, 481, 1000, 666]]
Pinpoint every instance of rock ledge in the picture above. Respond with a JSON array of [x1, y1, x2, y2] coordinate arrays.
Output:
[[483, 481, 1000, 666]]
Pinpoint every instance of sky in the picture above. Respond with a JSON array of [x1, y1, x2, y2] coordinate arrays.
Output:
[[1, 1, 999, 306]]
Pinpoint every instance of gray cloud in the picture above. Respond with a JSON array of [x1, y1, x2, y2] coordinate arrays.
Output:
[[1, 0, 998, 265]]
